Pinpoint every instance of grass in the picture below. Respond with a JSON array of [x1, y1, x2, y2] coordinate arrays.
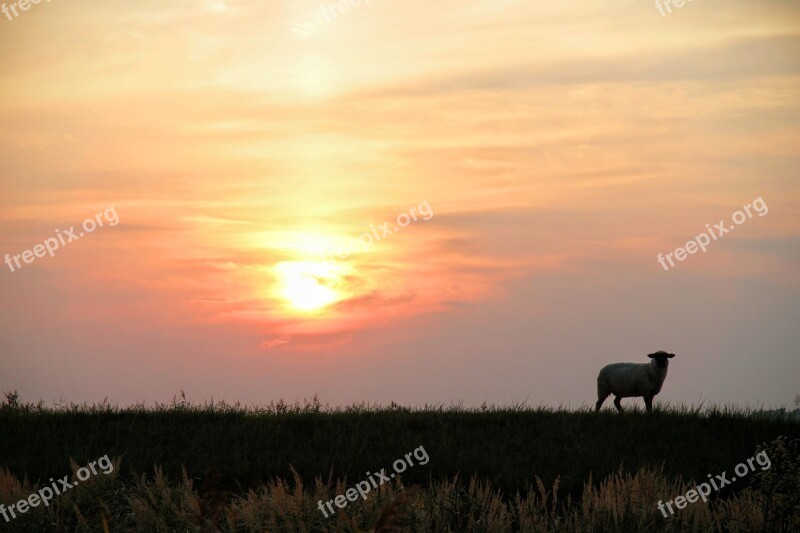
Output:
[[0, 392, 798, 532]]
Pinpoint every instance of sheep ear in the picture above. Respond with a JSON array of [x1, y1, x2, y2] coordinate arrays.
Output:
[[647, 353, 657, 358], [668, 353, 676, 358]]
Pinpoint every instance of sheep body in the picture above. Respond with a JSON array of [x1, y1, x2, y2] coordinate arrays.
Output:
[[595, 351, 675, 412]]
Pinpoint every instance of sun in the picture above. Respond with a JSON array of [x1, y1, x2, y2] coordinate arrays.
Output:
[[273, 261, 344, 312]]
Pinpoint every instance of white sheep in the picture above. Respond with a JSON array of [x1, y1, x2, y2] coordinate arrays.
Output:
[[595, 351, 675, 412]]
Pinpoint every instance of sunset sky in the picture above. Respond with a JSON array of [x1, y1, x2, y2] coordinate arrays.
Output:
[[1, 0, 798, 408]]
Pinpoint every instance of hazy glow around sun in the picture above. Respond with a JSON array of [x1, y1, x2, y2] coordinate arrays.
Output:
[[273, 261, 345, 312]]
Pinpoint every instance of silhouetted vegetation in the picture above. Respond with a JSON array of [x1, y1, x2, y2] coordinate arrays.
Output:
[[1, 392, 798, 532]]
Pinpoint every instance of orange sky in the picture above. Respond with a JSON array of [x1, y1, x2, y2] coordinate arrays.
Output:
[[1, 0, 799, 408]]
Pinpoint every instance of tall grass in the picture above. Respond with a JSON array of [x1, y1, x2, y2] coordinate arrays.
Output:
[[0, 439, 797, 532], [1, 393, 798, 532]]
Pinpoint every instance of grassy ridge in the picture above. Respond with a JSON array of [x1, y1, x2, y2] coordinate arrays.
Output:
[[1, 398, 798, 499], [1, 397, 799, 531]]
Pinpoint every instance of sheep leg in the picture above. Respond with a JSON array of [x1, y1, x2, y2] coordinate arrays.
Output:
[[595, 392, 609, 412], [613, 396, 623, 412], [644, 396, 653, 413]]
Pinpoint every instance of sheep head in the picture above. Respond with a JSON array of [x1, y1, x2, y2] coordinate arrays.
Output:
[[648, 350, 675, 369]]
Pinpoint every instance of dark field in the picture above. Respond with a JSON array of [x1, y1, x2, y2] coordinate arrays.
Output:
[[1, 395, 799, 532]]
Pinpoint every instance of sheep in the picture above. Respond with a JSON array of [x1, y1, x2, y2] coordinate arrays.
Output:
[[595, 351, 675, 412]]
